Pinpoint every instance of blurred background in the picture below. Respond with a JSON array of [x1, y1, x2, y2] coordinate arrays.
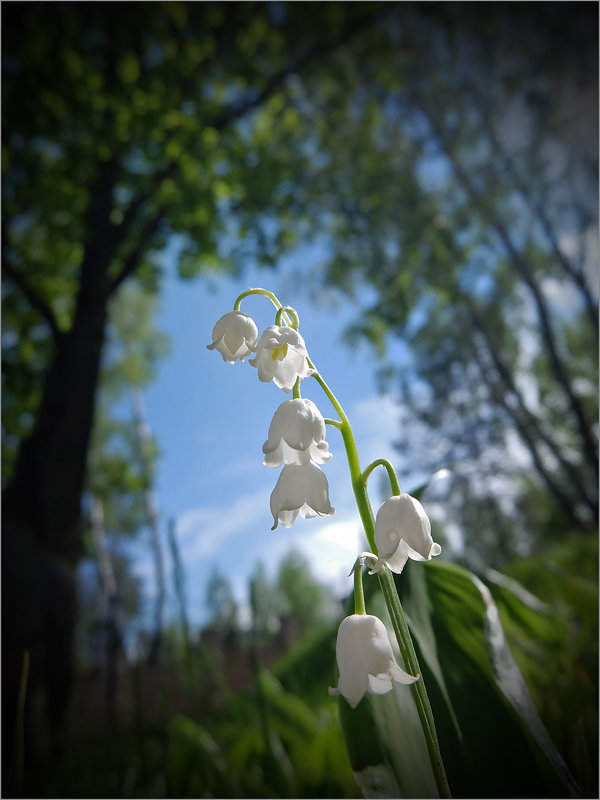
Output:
[[2, 2, 597, 797]]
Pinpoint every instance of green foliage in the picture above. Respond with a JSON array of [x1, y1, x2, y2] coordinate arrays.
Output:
[[41, 661, 358, 799], [3, 7, 597, 796], [339, 671, 439, 798], [29, 530, 599, 799], [85, 286, 167, 532], [336, 535, 597, 798], [290, 2, 598, 561], [2, 1, 385, 492], [76, 284, 169, 669], [205, 568, 239, 631], [499, 535, 599, 795], [275, 549, 339, 633]]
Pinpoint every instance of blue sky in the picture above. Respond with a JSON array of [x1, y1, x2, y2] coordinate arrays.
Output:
[[127, 253, 425, 631]]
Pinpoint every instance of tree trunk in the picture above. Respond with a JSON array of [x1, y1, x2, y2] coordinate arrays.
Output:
[[2, 299, 107, 785], [131, 387, 166, 666], [90, 495, 125, 729]]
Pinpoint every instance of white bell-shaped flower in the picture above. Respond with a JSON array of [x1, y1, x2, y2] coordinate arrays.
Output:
[[263, 398, 332, 467], [207, 311, 258, 363], [329, 614, 418, 708], [371, 494, 442, 575], [270, 462, 335, 529], [249, 325, 313, 392]]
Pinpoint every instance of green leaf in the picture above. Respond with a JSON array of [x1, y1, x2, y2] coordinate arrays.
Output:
[[339, 679, 440, 799], [398, 561, 580, 798], [337, 585, 440, 798], [337, 557, 583, 798]]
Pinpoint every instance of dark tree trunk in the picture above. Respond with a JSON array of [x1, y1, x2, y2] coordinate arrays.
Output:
[[2, 297, 108, 788]]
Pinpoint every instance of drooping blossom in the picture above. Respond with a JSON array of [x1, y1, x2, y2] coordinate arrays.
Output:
[[270, 462, 334, 529], [249, 325, 312, 392], [206, 310, 258, 363], [370, 494, 441, 575], [263, 398, 332, 467], [329, 614, 418, 708]]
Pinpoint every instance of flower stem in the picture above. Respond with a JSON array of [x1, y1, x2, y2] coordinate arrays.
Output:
[[309, 357, 451, 799], [234, 290, 451, 796], [324, 418, 343, 430], [379, 567, 451, 797], [308, 359, 376, 552], [275, 305, 299, 329], [233, 288, 294, 326], [353, 564, 366, 615], [363, 458, 401, 496]]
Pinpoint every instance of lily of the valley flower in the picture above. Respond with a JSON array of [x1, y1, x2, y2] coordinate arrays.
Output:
[[249, 325, 313, 392], [370, 494, 441, 575], [329, 614, 418, 708], [270, 462, 334, 529], [207, 311, 258, 363], [263, 398, 332, 467]]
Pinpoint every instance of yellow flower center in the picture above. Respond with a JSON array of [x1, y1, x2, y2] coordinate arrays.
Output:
[[271, 343, 289, 361]]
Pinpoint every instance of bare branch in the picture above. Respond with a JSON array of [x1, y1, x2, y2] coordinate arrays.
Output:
[[480, 111, 599, 334], [414, 96, 598, 479], [466, 298, 597, 517], [471, 344, 586, 528]]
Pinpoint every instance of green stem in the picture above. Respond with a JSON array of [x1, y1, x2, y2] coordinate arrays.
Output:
[[379, 568, 451, 797], [233, 288, 294, 326], [324, 418, 343, 430], [309, 357, 451, 799], [308, 358, 376, 552], [275, 305, 299, 329], [363, 458, 401, 496], [353, 564, 366, 615], [292, 378, 301, 399], [230, 290, 450, 796]]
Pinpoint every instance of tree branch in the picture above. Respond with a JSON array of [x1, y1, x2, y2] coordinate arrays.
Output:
[[107, 209, 165, 296], [465, 297, 597, 518], [471, 342, 586, 528], [211, 7, 392, 133], [2, 256, 63, 345], [414, 97, 598, 479], [113, 6, 392, 262], [480, 110, 599, 334]]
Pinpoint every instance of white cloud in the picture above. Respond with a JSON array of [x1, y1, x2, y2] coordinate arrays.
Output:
[[177, 491, 268, 561], [214, 455, 262, 481], [170, 393, 406, 618], [351, 393, 401, 466], [294, 515, 368, 598]]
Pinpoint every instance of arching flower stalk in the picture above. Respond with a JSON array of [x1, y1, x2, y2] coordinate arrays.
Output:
[[207, 287, 450, 798]]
